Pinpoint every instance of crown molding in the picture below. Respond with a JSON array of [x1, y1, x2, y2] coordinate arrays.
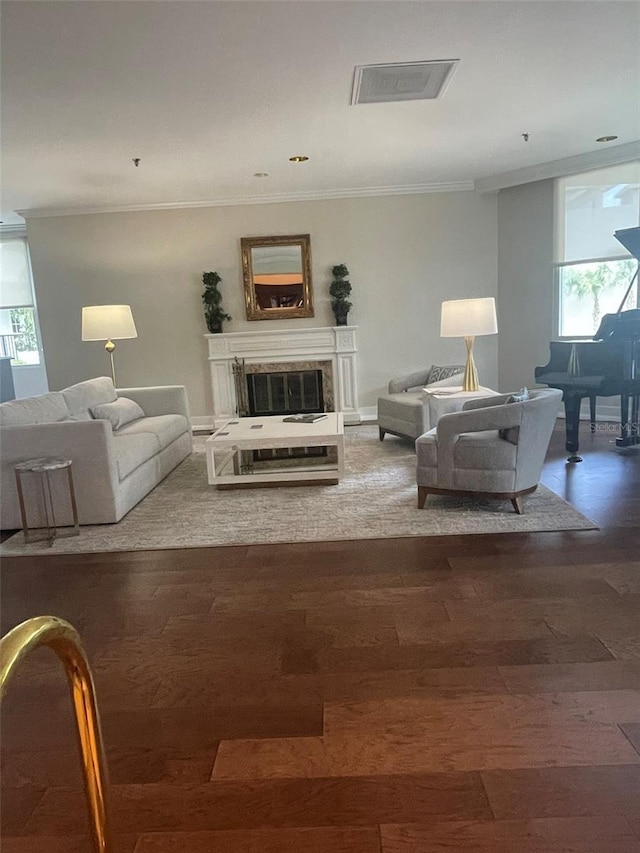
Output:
[[475, 141, 640, 193], [12, 144, 640, 219], [0, 224, 27, 237], [16, 181, 475, 220]]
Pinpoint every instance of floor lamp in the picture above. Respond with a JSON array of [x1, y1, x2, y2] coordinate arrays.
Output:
[[440, 297, 498, 392], [82, 305, 137, 386]]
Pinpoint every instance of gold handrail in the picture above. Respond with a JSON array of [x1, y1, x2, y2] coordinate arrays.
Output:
[[0, 616, 113, 852]]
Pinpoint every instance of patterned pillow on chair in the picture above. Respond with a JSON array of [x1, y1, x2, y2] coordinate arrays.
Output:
[[427, 365, 464, 384], [508, 387, 530, 403], [499, 387, 530, 443]]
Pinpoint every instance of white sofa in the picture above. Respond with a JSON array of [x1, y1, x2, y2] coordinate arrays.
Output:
[[0, 377, 193, 529]]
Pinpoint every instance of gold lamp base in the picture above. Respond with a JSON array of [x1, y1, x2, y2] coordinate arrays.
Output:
[[104, 339, 117, 386], [462, 335, 479, 392]]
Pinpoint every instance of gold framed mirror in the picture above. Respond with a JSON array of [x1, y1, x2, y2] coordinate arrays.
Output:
[[241, 234, 314, 321]]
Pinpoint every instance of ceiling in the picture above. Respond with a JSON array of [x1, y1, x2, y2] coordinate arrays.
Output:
[[2, 0, 639, 226]]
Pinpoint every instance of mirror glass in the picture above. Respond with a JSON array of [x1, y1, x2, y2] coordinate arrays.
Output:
[[241, 234, 314, 321]]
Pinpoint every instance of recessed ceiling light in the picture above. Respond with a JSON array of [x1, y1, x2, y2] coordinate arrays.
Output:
[[289, 155, 309, 163], [596, 135, 618, 143], [254, 172, 270, 178]]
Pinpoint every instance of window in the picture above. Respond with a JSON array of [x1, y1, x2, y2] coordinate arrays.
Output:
[[555, 163, 640, 338], [0, 237, 42, 365]]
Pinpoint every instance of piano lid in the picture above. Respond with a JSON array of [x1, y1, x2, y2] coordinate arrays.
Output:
[[614, 226, 640, 261]]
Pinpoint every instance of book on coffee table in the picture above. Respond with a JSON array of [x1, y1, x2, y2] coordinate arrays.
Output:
[[282, 413, 328, 423]]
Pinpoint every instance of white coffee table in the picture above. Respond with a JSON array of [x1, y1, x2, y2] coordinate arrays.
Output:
[[423, 385, 500, 425], [205, 413, 345, 488]]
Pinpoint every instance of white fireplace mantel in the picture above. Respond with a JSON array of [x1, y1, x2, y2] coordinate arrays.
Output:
[[205, 326, 360, 424]]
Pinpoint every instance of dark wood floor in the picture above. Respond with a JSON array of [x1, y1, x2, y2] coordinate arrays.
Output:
[[1, 421, 639, 852]]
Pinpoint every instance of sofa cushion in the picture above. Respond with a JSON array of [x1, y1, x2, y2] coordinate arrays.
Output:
[[112, 432, 158, 481], [378, 392, 427, 439], [454, 430, 518, 470], [90, 397, 145, 430], [379, 392, 424, 416], [62, 376, 117, 421], [114, 414, 189, 451], [416, 429, 517, 471], [0, 391, 70, 426]]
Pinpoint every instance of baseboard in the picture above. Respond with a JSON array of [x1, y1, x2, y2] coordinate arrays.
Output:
[[359, 406, 378, 423], [191, 416, 215, 433]]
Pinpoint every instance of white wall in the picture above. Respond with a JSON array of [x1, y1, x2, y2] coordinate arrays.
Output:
[[497, 179, 555, 392], [26, 191, 498, 417]]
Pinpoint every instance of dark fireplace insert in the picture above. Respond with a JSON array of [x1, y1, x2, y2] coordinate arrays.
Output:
[[247, 369, 323, 417]]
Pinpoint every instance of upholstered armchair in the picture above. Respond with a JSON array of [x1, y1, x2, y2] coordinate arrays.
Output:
[[377, 365, 464, 441], [415, 388, 562, 513]]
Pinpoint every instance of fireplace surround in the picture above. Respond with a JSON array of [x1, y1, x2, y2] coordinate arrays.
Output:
[[206, 326, 360, 425]]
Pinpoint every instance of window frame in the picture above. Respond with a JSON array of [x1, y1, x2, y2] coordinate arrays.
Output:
[[0, 235, 45, 368], [554, 253, 637, 341]]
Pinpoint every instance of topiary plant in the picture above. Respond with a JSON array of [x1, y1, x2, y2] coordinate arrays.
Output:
[[202, 271, 231, 333], [329, 263, 352, 326]]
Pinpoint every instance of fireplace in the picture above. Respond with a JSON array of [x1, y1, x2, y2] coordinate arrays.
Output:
[[206, 326, 360, 426], [247, 369, 323, 416], [233, 359, 333, 417]]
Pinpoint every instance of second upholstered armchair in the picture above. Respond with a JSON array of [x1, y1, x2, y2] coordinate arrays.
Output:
[[377, 365, 464, 441], [415, 388, 562, 514]]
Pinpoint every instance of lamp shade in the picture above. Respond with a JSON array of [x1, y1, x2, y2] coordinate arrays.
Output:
[[440, 297, 498, 338], [82, 305, 137, 341]]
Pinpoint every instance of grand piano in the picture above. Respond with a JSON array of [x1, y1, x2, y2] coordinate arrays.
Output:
[[536, 226, 640, 461]]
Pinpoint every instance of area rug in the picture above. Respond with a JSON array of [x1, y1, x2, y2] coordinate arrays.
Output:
[[1, 426, 597, 555]]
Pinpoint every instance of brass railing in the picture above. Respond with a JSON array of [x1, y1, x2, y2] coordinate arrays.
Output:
[[0, 616, 113, 852]]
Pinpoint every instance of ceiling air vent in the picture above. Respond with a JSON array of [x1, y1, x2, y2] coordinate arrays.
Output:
[[351, 60, 459, 105]]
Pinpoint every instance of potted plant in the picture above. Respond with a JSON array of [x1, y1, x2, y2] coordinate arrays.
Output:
[[202, 271, 231, 333], [329, 263, 352, 326]]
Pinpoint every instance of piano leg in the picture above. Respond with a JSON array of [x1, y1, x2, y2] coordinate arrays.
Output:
[[616, 394, 640, 447], [564, 392, 583, 462], [589, 395, 597, 433]]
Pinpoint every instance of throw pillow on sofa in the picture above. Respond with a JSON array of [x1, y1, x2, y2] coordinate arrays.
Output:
[[90, 397, 145, 430], [62, 376, 117, 421]]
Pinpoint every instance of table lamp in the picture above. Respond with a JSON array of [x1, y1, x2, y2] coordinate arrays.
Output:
[[440, 297, 497, 391], [82, 305, 137, 386]]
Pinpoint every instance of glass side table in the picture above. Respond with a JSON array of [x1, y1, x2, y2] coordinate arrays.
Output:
[[14, 457, 80, 546]]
